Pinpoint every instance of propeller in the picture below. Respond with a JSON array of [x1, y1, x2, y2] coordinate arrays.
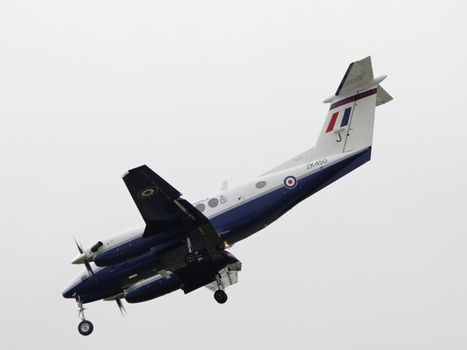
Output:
[[73, 237, 95, 277], [116, 297, 127, 317]]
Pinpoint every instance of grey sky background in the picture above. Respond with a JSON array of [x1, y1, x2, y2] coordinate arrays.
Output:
[[1, 1, 466, 349]]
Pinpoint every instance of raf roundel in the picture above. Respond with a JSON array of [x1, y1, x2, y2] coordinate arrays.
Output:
[[137, 187, 157, 199], [284, 176, 297, 189]]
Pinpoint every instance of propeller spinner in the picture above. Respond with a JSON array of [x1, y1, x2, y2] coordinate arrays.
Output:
[[73, 237, 95, 277]]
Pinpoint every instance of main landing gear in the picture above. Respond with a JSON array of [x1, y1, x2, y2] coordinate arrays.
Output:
[[76, 298, 94, 336], [185, 252, 197, 264], [214, 289, 228, 304], [213, 274, 228, 304], [184, 236, 199, 265]]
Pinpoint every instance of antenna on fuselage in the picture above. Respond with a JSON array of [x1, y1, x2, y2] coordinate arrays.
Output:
[[221, 180, 228, 191]]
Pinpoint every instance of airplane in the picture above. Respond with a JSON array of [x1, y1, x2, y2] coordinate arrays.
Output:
[[62, 56, 392, 336]]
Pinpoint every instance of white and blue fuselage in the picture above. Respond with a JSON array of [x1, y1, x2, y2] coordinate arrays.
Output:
[[63, 56, 392, 320], [63, 147, 371, 302]]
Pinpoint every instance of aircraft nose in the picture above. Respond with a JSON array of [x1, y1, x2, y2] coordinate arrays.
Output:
[[62, 285, 75, 299], [62, 279, 80, 298]]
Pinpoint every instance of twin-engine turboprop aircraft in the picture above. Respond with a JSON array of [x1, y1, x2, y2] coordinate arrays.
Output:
[[63, 57, 392, 336]]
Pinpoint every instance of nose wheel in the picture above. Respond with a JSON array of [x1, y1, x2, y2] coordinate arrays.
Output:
[[76, 298, 94, 336], [78, 320, 94, 336]]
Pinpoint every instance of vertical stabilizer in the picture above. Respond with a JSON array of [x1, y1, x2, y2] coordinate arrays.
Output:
[[312, 57, 391, 159], [264, 57, 392, 176]]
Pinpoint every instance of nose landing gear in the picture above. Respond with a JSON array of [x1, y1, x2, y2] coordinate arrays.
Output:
[[78, 320, 94, 336], [76, 298, 94, 336]]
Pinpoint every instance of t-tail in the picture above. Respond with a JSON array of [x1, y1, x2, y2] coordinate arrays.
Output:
[[313, 56, 392, 159], [264, 57, 392, 176]]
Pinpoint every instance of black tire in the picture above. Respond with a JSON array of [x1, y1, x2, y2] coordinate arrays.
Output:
[[185, 252, 197, 265], [214, 290, 228, 304], [78, 320, 94, 336]]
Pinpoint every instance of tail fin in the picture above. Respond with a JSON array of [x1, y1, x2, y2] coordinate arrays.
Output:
[[312, 56, 392, 159]]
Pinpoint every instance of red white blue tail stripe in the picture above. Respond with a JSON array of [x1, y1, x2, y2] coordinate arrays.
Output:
[[326, 107, 352, 133]]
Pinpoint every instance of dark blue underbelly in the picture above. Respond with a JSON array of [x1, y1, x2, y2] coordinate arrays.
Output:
[[66, 148, 371, 303], [211, 148, 371, 243]]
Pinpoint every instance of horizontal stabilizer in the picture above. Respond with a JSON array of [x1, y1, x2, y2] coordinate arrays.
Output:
[[376, 85, 393, 106]]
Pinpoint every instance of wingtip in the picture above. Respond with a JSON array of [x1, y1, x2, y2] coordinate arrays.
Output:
[[122, 165, 149, 178]]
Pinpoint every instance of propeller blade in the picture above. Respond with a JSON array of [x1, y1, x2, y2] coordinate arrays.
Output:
[[73, 237, 84, 254], [116, 298, 126, 317], [84, 260, 95, 277]]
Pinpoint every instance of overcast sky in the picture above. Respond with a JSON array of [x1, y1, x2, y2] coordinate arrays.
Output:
[[1, 1, 466, 349]]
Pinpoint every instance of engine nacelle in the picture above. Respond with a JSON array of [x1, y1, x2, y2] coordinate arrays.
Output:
[[125, 273, 181, 303], [93, 245, 148, 266], [94, 238, 181, 267]]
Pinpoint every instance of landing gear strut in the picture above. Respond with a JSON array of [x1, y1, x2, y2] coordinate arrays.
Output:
[[76, 298, 94, 336], [184, 236, 198, 265]]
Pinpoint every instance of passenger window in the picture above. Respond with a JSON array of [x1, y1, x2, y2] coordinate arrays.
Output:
[[195, 203, 206, 212], [256, 181, 267, 189], [208, 198, 219, 208]]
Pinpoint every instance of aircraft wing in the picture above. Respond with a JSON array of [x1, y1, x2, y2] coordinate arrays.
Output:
[[122, 165, 224, 251]]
